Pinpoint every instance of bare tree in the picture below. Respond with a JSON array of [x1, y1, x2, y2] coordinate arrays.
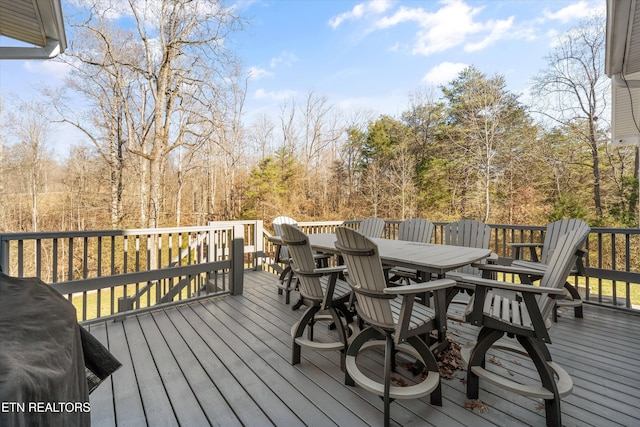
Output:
[[6, 101, 53, 232], [248, 113, 275, 162], [64, 0, 244, 228], [532, 14, 609, 217], [51, 16, 148, 228]]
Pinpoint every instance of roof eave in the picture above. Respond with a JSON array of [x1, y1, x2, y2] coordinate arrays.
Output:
[[0, 38, 62, 60], [0, 0, 67, 60], [605, 0, 633, 77]]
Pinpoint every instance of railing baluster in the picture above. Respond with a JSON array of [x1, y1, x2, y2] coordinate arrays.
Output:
[[52, 238, 58, 283], [626, 234, 632, 308], [68, 237, 74, 282], [17, 240, 23, 277], [611, 232, 617, 307]]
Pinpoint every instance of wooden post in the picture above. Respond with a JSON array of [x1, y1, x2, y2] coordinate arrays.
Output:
[[230, 224, 244, 295], [254, 220, 264, 270], [118, 296, 134, 312]]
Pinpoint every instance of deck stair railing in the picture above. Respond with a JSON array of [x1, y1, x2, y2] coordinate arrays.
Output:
[[118, 230, 211, 311], [0, 222, 253, 323]]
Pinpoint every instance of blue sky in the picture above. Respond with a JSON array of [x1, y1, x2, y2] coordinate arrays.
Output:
[[235, 0, 605, 118], [0, 0, 606, 154]]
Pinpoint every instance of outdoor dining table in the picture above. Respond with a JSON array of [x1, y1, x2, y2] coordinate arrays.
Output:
[[301, 233, 492, 278], [271, 233, 492, 350]]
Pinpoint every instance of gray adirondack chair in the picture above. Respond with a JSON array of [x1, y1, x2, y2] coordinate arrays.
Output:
[[272, 216, 331, 306], [455, 226, 590, 427], [357, 216, 386, 238], [280, 224, 355, 369], [509, 219, 589, 320], [441, 220, 494, 316], [271, 216, 298, 304], [335, 226, 456, 427], [444, 219, 493, 277], [389, 218, 435, 284]]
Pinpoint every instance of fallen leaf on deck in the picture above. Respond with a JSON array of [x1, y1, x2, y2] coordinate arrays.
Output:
[[391, 376, 408, 387], [436, 339, 464, 379], [489, 355, 503, 367], [465, 399, 489, 413]]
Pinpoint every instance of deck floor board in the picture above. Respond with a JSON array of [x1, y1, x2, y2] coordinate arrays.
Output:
[[87, 270, 640, 427]]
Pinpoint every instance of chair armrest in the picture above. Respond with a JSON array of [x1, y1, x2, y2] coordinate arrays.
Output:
[[510, 259, 546, 272], [383, 278, 455, 295], [509, 242, 543, 249], [509, 242, 542, 261], [487, 252, 499, 262], [472, 262, 546, 277], [314, 265, 347, 275], [268, 235, 283, 244], [454, 274, 565, 295], [511, 247, 588, 275]]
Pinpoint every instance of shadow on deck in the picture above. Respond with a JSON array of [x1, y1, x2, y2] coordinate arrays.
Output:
[[86, 270, 640, 427]]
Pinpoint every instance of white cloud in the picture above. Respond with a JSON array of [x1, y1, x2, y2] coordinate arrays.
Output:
[[23, 60, 72, 81], [333, 0, 539, 56], [464, 16, 514, 52], [269, 51, 298, 68], [328, 0, 393, 29], [247, 66, 272, 80], [371, 1, 516, 56], [422, 62, 468, 86], [254, 88, 297, 101], [543, 1, 605, 23]]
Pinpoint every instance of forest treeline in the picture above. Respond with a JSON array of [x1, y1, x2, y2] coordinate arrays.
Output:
[[0, 2, 635, 233]]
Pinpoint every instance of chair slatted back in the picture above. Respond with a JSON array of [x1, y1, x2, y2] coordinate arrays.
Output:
[[358, 217, 386, 238], [273, 216, 298, 260], [444, 219, 492, 276], [335, 227, 394, 327], [281, 224, 323, 300], [538, 227, 590, 320], [398, 218, 434, 243], [540, 219, 589, 264]]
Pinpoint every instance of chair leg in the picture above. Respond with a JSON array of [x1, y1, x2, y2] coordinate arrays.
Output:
[[467, 327, 504, 399], [383, 333, 393, 427], [328, 307, 349, 371], [277, 266, 290, 296], [516, 335, 562, 427], [292, 305, 320, 365], [283, 269, 295, 305], [564, 282, 584, 318]]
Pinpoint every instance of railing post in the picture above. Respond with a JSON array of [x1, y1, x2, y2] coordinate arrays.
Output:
[[118, 296, 134, 313], [230, 224, 244, 295], [254, 220, 264, 270], [0, 236, 8, 274]]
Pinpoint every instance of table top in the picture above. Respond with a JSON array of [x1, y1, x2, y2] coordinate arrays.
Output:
[[273, 233, 492, 277]]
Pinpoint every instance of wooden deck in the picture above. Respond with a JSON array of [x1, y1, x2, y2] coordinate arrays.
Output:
[[86, 270, 640, 427]]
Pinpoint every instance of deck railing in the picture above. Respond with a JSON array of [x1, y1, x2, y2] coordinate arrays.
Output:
[[0, 222, 255, 323], [2, 218, 639, 320]]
